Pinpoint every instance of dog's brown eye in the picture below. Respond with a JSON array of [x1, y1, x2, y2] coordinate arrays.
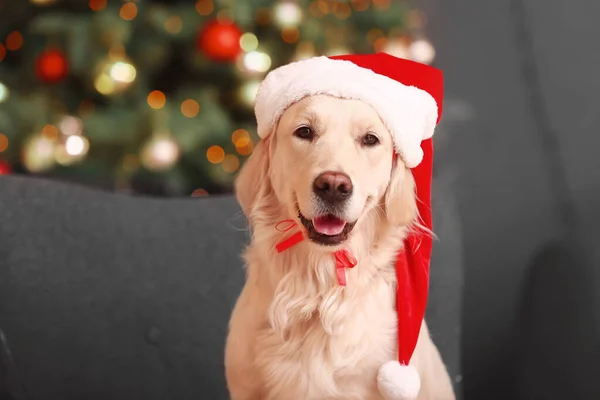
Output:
[[294, 126, 314, 141], [361, 133, 380, 147]]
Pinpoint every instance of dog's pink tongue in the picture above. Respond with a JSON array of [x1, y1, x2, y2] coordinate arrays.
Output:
[[312, 215, 346, 236]]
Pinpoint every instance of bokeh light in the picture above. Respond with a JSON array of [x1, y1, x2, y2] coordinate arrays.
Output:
[[22, 135, 56, 173], [59, 116, 83, 136], [147, 90, 166, 109], [94, 59, 137, 96], [243, 51, 271, 73], [238, 80, 260, 107], [221, 154, 240, 173], [273, 2, 303, 27], [0, 82, 9, 103], [196, 0, 214, 16], [141, 136, 180, 171], [334, 3, 352, 19], [41, 124, 59, 140], [351, 0, 370, 12], [6, 32, 23, 51], [0, 133, 8, 153], [206, 145, 225, 164], [181, 99, 200, 118], [165, 16, 183, 34], [191, 188, 209, 197], [410, 39, 436, 64], [281, 27, 299, 44], [120, 3, 138, 21], [65, 135, 89, 156], [240, 33, 259, 52], [89, 0, 106, 11]]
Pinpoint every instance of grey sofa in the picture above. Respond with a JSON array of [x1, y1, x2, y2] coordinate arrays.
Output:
[[0, 175, 463, 400]]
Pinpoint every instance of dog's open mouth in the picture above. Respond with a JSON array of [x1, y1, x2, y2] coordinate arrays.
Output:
[[298, 210, 356, 246]]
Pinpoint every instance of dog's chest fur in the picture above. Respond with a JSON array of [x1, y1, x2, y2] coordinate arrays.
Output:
[[246, 245, 399, 400]]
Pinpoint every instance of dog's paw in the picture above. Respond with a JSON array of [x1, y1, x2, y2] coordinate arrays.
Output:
[[377, 361, 420, 400]]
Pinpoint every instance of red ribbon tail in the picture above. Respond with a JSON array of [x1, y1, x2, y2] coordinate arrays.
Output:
[[275, 231, 304, 253]]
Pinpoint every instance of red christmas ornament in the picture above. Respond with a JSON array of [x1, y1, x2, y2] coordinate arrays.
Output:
[[0, 160, 11, 175], [196, 20, 242, 62], [35, 49, 69, 84]]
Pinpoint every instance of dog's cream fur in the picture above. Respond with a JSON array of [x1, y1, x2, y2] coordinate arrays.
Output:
[[225, 95, 455, 400]]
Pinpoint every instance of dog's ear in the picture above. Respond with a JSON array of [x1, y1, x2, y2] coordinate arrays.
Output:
[[384, 161, 418, 227], [235, 138, 270, 217]]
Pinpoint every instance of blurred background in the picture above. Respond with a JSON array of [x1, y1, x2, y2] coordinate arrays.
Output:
[[1, 0, 600, 399], [0, 0, 435, 196]]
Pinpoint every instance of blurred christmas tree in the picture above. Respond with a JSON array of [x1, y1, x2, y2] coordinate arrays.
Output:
[[0, 0, 435, 196]]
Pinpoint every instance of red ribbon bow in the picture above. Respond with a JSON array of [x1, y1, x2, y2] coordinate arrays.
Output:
[[275, 220, 357, 286]]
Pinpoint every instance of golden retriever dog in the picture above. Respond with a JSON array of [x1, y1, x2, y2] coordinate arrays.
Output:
[[225, 94, 455, 400]]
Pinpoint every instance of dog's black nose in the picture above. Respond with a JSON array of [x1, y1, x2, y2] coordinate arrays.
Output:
[[313, 171, 353, 204]]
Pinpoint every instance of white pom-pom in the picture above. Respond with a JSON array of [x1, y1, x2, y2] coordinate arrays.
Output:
[[377, 361, 421, 400]]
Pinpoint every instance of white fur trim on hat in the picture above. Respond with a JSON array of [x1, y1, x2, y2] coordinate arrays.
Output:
[[377, 361, 421, 400], [254, 56, 438, 168]]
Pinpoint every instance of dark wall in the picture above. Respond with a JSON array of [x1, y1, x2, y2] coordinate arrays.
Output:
[[420, 0, 600, 398]]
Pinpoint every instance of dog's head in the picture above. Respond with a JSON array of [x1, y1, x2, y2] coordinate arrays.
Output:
[[236, 94, 417, 247]]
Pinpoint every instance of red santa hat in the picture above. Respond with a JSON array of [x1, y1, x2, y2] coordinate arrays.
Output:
[[254, 53, 443, 400]]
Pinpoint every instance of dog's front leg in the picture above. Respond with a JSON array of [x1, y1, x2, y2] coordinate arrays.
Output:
[[225, 286, 265, 400], [225, 328, 264, 400]]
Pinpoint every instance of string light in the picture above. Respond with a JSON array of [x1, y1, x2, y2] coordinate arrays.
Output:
[[0, 133, 8, 153], [0, 44, 5, 62], [0, 82, 8, 103]]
